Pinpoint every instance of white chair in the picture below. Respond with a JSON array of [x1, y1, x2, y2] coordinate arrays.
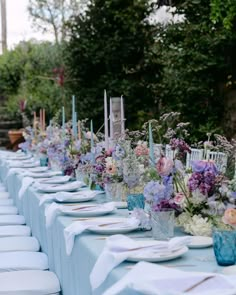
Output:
[[0, 252, 48, 272], [165, 144, 176, 160], [0, 225, 31, 237], [186, 148, 204, 170], [206, 150, 228, 173], [0, 206, 18, 215], [0, 192, 10, 199], [0, 237, 40, 252], [0, 270, 60, 294], [0, 199, 14, 206], [0, 215, 25, 226]]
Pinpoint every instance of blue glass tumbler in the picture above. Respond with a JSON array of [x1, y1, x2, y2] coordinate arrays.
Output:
[[127, 194, 145, 211], [213, 229, 236, 266]]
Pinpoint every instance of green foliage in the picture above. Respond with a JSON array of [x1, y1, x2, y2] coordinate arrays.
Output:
[[64, 0, 160, 130], [154, 0, 236, 141], [210, 0, 236, 30], [0, 41, 65, 122]]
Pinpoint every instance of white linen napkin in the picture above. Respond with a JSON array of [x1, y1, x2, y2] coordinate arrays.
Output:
[[90, 235, 191, 290], [18, 177, 34, 199], [39, 189, 102, 206], [6, 168, 24, 179], [64, 217, 140, 256], [45, 202, 115, 228], [103, 261, 236, 295], [35, 180, 83, 193], [23, 170, 62, 178]]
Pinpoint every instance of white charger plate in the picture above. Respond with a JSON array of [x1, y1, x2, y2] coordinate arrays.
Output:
[[188, 236, 213, 249], [39, 176, 71, 184], [9, 163, 38, 168], [28, 167, 49, 173], [222, 265, 236, 275], [55, 192, 98, 203], [114, 202, 127, 209], [127, 245, 188, 262], [37, 181, 81, 193], [88, 217, 139, 234], [26, 171, 62, 178], [63, 204, 115, 217]]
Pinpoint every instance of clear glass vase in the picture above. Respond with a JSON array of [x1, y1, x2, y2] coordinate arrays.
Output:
[[151, 210, 175, 240]]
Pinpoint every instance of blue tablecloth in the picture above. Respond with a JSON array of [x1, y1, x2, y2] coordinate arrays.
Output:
[[0, 163, 224, 295]]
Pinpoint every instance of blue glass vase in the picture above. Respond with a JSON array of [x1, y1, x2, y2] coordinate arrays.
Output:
[[213, 229, 236, 266], [40, 157, 48, 167], [127, 194, 145, 211]]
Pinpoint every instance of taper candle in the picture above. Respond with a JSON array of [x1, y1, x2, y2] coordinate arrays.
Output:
[[104, 90, 109, 150], [120, 95, 125, 135], [149, 122, 155, 166], [109, 98, 113, 140], [62, 106, 65, 130]]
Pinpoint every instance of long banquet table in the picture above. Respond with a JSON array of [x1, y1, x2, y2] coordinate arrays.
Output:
[[0, 158, 225, 295]]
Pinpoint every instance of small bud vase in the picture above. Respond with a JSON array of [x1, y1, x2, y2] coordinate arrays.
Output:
[[151, 209, 175, 240]]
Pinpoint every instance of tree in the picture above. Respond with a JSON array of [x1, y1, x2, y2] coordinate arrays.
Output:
[[64, 0, 160, 129], [0, 41, 66, 122], [154, 0, 236, 140], [28, 0, 87, 43]]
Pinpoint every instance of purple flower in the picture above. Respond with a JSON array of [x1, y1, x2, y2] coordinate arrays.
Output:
[[191, 160, 218, 175], [144, 181, 165, 203]]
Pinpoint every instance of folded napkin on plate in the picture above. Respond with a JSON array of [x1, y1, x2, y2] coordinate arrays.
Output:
[[18, 177, 35, 199], [90, 234, 191, 290], [103, 261, 236, 295], [35, 180, 83, 192], [45, 202, 115, 228], [39, 189, 102, 206], [23, 170, 62, 178], [64, 217, 140, 256]]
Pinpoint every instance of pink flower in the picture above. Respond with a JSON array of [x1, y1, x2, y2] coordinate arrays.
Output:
[[156, 156, 174, 176], [134, 144, 149, 156], [86, 131, 98, 141], [222, 208, 236, 226], [106, 163, 116, 175], [174, 192, 185, 205]]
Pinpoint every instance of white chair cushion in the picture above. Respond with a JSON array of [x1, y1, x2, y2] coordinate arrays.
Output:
[[0, 215, 25, 225], [0, 225, 31, 237], [0, 206, 18, 215], [0, 199, 14, 206], [0, 270, 60, 294], [0, 192, 10, 199], [0, 252, 48, 272], [0, 237, 40, 252]]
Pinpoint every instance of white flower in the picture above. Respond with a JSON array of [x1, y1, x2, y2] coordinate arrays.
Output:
[[186, 215, 212, 236], [191, 189, 207, 205]]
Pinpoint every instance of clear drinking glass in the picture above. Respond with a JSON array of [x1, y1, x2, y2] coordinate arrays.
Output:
[[151, 209, 175, 240], [213, 228, 236, 266]]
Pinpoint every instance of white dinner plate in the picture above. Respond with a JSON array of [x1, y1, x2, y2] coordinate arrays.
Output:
[[36, 181, 82, 193], [54, 191, 99, 203], [9, 163, 39, 168], [88, 217, 139, 234], [127, 245, 188, 262], [188, 236, 213, 249], [26, 171, 62, 178], [39, 176, 71, 184], [114, 201, 127, 209], [28, 167, 49, 173], [222, 265, 236, 275], [62, 203, 115, 217]]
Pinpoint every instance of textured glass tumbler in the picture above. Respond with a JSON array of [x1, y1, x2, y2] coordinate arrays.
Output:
[[40, 157, 48, 167], [151, 210, 175, 240], [127, 194, 145, 211], [213, 229, 236, 266]]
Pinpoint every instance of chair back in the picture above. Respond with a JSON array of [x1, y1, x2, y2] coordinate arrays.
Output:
[[186, 148, 204, 170], [206, 150, 228, 173]]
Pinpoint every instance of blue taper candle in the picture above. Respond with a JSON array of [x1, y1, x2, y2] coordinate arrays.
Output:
[[149, 122, 155, 166]]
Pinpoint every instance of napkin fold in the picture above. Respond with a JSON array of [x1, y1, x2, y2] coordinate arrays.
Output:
[[90, 235, 191, 290], [18, 177, 34, 199], [103, 261, 236, 295], [64, 217, 139, 256], [45, 202, 115, 228], [39, 190, 102, 206]]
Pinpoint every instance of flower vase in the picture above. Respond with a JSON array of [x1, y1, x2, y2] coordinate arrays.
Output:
[[213, 229, 236, 266], [127, 194, 145, 211], [105, 183, 117, 202], [151, 210, 175, 240], [39, 153, 48, 167]]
